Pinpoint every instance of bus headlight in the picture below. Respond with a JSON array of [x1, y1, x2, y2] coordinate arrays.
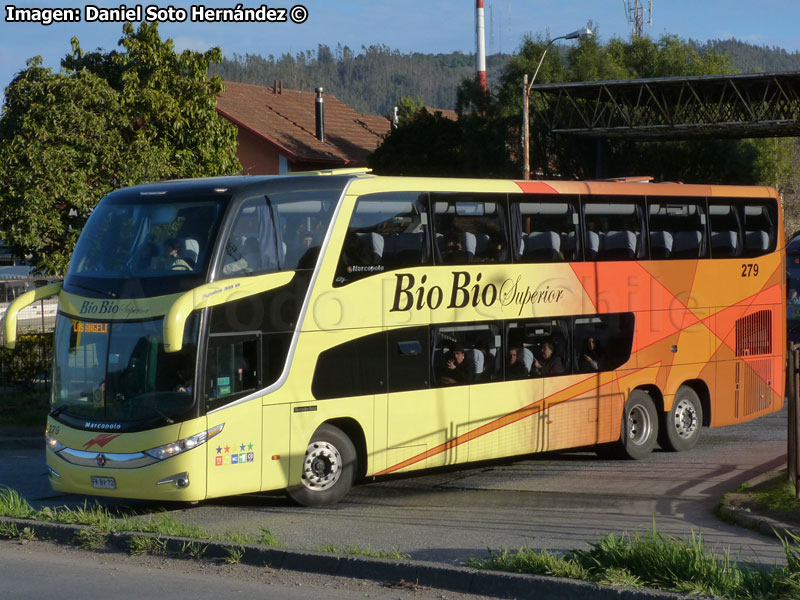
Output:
[[45, 433, 64, 452], [143, 423, 224, 461]]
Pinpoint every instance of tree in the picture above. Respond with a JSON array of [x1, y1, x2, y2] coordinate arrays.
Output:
[[0, 23, 239, 274]]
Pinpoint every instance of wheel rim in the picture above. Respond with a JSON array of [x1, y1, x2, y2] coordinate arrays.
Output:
[[672, 398, 698, 439], [300, 441, 342, 491], [627, 403, 652, 446]]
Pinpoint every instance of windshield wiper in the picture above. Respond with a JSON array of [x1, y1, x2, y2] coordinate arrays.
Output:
[[50, 405, 68, 417], [67, 282, 117, 298]]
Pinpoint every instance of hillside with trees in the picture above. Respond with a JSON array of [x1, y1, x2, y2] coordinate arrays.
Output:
[[211, 38, 800, 117]]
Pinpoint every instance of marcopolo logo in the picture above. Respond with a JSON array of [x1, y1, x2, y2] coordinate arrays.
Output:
[[390, 271, 565, 315]]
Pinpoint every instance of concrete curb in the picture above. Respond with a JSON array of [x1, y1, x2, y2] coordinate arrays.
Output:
[[0, 516, 688, 600], [718, 469, 800, 541]]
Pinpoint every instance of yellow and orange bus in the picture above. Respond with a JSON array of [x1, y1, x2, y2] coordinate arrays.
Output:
[[2, 172, 785, 506]]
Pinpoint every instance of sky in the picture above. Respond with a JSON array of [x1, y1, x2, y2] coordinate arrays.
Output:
[[1, 0, 800, 104]]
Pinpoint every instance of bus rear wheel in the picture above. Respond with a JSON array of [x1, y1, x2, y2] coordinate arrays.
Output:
[[659, 385, 702, 452], [287, 424, 357, 507], [613, 390, 658, 460]]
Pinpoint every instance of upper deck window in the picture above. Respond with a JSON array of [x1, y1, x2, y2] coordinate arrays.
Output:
[[432, 193, 508, 265], [334, 192, 429, 286]]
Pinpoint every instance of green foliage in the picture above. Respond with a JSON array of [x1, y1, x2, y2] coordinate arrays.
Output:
[[395, 96, 425, 126], [117, 512, 211, 538], [0, 23, 240, 274], [0, 488, 36, 519], [0, 523, 35, 542], [318, 543, 410, 559], [470, 525, 800, 599], [128, 534, 167, 556], [212, 44, 511, 117], [0, 333, 52, 391], [221, 544, 245, 564], [72, 527, 107, 550], [178, 540, 208, 559], [369, 108, 464, 176]]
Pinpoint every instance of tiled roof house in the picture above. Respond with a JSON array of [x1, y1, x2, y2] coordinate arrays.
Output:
[[216, 81, 391, 174]]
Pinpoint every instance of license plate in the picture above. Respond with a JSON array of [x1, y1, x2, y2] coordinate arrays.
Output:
[[91, 476, 116, 489]]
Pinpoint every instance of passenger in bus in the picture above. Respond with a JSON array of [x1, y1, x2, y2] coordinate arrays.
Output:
[[442, 232, 469, 264], [341, 231, 373, 267], [791, 289, 800, 305], [532, 341, 564, 377], [506, 347, 528, 380], [578, 337, 604, 372], [437, 344, 472, 385], [160, 238, 192, 271]]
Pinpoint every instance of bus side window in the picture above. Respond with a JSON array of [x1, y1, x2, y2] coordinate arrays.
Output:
[[741, 202, 777, 258], [573, 313, 635, 373], [311, 332, 387, 399], [506, 319, 570, 379], [205, 334, 260, 411], [387, 327, 430, 392], [583, 198, 645, 261], [513, 197, 579, 262], [709, 202, 743, 259], [219, 197, 281, 278], [432, 323, 502, 386], [647, 201, 707, 260], [334, 192, 429, 286], [432, 194, 508, 265]]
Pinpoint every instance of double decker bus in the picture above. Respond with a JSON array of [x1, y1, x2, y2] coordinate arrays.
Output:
[[2, 172, 785, 506]]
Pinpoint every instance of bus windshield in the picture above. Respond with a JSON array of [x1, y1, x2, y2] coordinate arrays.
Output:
[[52, 315, 199, 425], [67, 197, 227, 280]]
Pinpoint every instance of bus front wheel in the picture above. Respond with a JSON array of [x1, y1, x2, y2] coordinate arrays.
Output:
[[659, 385, 702, 452], [287, 424, 357, 507], [615, 390, 659, 460]]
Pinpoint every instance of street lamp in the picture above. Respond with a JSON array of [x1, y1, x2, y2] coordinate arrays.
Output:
[[522, 28, 593, 180]]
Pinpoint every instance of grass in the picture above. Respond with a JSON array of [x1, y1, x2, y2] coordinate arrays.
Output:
[[318, 543, 411, 560], [128, 534, 167, 556], [468, 525, 800, 600], [0, 488, 285, 550], [750, 476, 800, 514]]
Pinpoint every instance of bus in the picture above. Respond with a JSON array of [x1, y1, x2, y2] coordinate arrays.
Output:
[[787, 234, 800, 345], [1, 173, 785, 507]]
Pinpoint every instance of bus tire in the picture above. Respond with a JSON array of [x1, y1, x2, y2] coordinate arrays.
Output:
[[616, 390, 658, 460], [287, 424, 357, 507], [659, 385, 702, 452]]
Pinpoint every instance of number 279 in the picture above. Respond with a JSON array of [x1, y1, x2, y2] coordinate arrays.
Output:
[[741, 263, 759, 277]]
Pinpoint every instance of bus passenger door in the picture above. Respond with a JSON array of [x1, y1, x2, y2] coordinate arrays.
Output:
[[204, 333, 263, 498], [384, 326, 470, 473]]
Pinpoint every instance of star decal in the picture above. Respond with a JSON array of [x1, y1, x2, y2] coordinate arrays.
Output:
[[216, 446, 222, 455], [240, 443, 246, 452], [224, 445, 230, 453]]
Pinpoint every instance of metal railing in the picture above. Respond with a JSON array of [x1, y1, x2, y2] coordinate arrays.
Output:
[[0, 277, 60, 389]]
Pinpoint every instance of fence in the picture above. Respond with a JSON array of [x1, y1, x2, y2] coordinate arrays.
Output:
[[0, 277, 61, 389]]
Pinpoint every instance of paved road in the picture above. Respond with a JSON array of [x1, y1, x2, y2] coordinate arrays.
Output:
[[1, 407, 789, 566], [0, 538, 486, 600]]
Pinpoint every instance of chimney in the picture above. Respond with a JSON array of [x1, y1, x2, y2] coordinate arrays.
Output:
[[391, 106, 399, 130], [315, 87, 325, 142]]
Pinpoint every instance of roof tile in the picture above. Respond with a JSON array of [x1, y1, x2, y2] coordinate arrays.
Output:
[[217, 81, 390, 165]]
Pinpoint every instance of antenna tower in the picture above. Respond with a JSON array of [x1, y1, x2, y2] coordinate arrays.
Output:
[[622, 0, 652, 38]]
